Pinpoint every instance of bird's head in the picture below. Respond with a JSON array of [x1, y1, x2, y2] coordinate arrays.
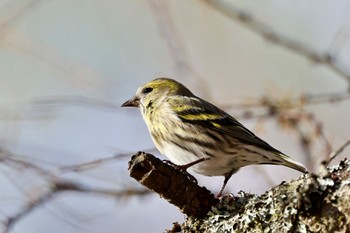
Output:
[[121, 78, 194, 110]]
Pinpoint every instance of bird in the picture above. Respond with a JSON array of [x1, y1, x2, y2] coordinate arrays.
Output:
[[122, 78, 307, 197]]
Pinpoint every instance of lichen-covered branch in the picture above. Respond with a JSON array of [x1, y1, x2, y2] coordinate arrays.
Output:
[[127, 151, 350, 232], [166, 159, 350, 233]]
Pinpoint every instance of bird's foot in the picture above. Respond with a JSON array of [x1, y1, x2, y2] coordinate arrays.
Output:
[[162, 158, 209, 184], [218, 193, 235, 203]]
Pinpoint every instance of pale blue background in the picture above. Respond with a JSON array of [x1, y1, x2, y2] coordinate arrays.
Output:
[[1, 0, 350, 232]]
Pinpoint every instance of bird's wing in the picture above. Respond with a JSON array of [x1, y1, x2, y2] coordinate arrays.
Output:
[[171, 96, 283, 154]]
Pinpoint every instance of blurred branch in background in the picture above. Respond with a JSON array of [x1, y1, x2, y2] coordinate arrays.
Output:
[[150, 0, 212, 99], [0, 148, 151, 233], [0, 0, 45, 38], [0, 96, 121, 123], [3, 180, 150, 233], [222, 92, 348, 170], [0, 0, 111, 99], [324, 139, 350, 166], [4, 32, 110, 98], [203, 0, 350, 88], [60, 148, 158, 173], [202, 0, 350, 169]]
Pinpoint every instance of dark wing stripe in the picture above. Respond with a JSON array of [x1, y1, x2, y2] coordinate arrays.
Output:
[[168, 138, 214, 158], [174, 133, 217, 150], [210, 117, 284, 154], [176, 108, 221, 121], [206, 130, 226, 144], [168, 139, 198, 156], [171, 96, 285, 156], [176, 107, 214, 116]]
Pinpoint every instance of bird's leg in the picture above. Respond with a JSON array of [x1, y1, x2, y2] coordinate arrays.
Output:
[[216, 172, 233, 198], [178, 157, 209, 170], [163, 157, 208, 170], [163, 157, 209, 183]]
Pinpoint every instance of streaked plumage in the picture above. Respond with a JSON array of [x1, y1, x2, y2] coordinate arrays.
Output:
[[122, 78, 307, 197]]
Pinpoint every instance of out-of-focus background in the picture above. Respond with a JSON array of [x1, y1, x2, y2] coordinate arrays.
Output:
[[1, 0, 350, 232]]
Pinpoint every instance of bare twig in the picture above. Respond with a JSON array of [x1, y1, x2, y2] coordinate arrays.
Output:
[[299, 92, 350, 105], [295, 127, 314, 171], [3, 189, 54, 233], [203, 0, 350, 86], [53, 180, 150, 198], [31, 96, 119, 110], [224, 92, 350, 115], [2, 179, 150, 233], [324, 140, 350, 166], [0, 148, 56, 179], [0, 0, 45, 39], [60, 148, 158, 173], [0, 148, 152, 232], [59, 153, 131, 172], [222, 92, 336, 171], [0, 96, 120, 123]]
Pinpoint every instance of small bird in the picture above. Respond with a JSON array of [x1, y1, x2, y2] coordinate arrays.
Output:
[[122, 78, 307, 197]]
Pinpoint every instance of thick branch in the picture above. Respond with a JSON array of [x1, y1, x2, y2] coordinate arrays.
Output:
[[127, 151, 350, 232], [128, 152, 218, 218], [167, 159, 350, 232]]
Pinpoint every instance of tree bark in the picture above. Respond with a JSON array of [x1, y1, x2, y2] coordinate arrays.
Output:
[[128, 152, 350, 233], [128, 152, 218, 218]]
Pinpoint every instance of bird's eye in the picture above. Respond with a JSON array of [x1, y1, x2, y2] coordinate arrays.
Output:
[[143, 87, 153, 94]]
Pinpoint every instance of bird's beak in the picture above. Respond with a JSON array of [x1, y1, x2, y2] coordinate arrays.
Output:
[[121, 96, 140, 108]]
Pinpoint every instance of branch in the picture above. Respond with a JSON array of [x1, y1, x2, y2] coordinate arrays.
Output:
[[0, 148, 151, 232], [167, 158, 350, 232], [60, 148, 158, 173], [324, 139, 350, 166], [128, 152, 218, 218], [2, 179, 150, 233], [223, 92, 340, 167], [203, 0, 350, 87], [0, 0, 45, 39], [3, 189, 54, 233]]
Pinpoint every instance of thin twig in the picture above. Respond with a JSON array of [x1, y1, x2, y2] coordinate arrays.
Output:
[[53, 180, 151, 198], [60, 148, 158, 173], [3, 191, 54, 233], [0, 0, 45, 39], [300, 92, 350, 105], [0, 148, 56, 179], [324, 140, 350, 166], [59, 154, 129, 172], [0, 148, 151, 232], [31, 96, 119, 110], [2, 178, 150, 233], [296, 127, 314, 171]]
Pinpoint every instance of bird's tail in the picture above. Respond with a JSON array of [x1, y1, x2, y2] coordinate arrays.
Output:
[[278, 153, 307, 173]]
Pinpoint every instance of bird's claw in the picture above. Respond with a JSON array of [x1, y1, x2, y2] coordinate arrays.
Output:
[[162, 159, 198, 184]]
